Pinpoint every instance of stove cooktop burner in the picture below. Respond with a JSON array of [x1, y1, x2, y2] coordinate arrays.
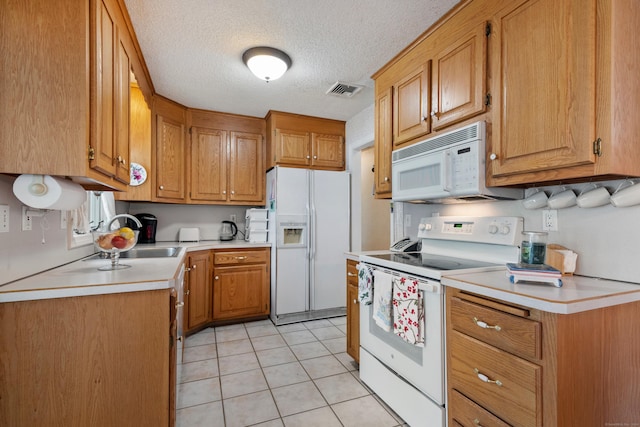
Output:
[[367, 252, 498, 271]]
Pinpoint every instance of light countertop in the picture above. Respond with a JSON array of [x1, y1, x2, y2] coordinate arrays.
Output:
[[442, 269, 640, 314], [1, 240, 271, 303]]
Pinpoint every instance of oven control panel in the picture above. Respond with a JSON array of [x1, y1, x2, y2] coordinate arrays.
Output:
[[417, 216, 523, 246]]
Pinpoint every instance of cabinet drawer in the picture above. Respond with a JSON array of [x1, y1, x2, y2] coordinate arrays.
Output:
[[449, 331, 541, 427], [347, 260, 358, 286], [450, 296, 541, 360], [214, 249, 268, 265], [450, 390, 512, 427]]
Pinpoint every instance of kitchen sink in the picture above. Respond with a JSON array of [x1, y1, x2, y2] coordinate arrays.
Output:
[[84, 247, 180, 260]]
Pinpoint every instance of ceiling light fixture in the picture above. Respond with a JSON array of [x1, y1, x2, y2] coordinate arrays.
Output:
[[242, 47, 292, 82]]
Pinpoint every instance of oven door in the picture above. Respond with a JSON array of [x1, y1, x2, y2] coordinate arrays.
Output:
[[359, 265, 445, 426]]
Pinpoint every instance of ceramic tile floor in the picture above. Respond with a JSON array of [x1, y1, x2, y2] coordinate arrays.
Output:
[[177, 316, 408, 427]]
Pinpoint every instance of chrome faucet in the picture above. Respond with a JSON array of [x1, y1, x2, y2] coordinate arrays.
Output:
[[107, 214, 142, 230]]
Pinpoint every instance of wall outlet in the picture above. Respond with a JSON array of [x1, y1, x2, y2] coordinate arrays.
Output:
[[542, 209, 558, 231], [404, 214, 412, 228], [230, 214, 237, 223], [60, 211, 67, 229], [22, 206, 32, 231], [0, 204, 9, 233]]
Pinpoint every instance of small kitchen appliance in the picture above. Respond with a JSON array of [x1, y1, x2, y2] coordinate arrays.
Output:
[[220, 220, 238, 241], [178, 227, 200, 243], [391, 121, 523, 202], [127, 213, 157, 244]]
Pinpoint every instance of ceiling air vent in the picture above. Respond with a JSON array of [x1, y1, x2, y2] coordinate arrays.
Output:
[[326, 81, 364, 98]]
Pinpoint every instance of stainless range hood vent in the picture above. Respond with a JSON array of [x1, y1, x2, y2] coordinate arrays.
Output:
[[326, 81, 364, 98]]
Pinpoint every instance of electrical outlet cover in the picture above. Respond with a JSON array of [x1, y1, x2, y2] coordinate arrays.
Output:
[[0, 205, 9, 233]]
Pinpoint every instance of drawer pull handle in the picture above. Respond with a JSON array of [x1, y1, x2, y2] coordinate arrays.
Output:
[[473, 317, 501, 331], [235, 256, 248, 260], [473, 419, 484, 427], [474, 368, 503, 387], [347, 272, 357, 277]]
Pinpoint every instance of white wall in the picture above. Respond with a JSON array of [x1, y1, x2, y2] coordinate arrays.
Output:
[[0, 175, 94, 284], [120, 201, 252, 242], [399, 182, 640, 284], [345, 105, 374, 252], [359, 147, 390, 251]]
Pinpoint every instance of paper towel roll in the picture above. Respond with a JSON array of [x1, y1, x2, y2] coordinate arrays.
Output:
[[13, 174, 86, 210]]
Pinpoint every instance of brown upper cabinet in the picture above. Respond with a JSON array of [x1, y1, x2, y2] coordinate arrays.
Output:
[[374, 87, 393, 198], [187, 109, 265, 205], [266, 111, 346, 171], [431, 22, 488, 131], [488, 0, 640, 186], [152, 95, 187, 203], [0, 0, 152, 191], [393, 63, 431, 146], [373, 0, 640, 195]]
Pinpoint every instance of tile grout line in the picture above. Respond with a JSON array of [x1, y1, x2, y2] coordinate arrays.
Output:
[[178, 317, 405, 426]]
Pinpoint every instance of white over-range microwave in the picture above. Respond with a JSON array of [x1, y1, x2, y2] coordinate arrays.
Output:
[[391, 121, 522, 203]]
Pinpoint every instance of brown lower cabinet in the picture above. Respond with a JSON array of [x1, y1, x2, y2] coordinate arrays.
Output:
[[346, 259, 360, 363], [446, 286, 640, 427], [184, 247, 270, 334], [0, 290, 173, 427]]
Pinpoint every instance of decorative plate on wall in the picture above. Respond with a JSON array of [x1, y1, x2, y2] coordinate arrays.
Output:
[[130, 162, 147, 186]]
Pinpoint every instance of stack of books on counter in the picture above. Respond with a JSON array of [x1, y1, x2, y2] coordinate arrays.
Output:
[[506, 263, 563, 287]]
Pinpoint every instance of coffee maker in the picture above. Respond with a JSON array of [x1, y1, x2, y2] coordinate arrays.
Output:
[[127, 213, 157, 244]]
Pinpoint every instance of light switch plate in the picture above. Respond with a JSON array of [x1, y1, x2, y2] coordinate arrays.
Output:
[[0, 205, 9, 233]]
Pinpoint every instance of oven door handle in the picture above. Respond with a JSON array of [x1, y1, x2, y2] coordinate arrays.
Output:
[[417, 281, 438, 294]]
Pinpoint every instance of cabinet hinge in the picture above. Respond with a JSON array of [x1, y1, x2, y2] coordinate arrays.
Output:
[[485, 22, 492, 36], [189, 127, 193, 135], [88, 146, 95, 160], [593, 137, 602, 157], [484, 93, 492, 106]]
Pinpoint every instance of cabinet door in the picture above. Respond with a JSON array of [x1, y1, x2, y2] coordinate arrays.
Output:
[[190, 127, 228, 202], [346, 260, 360, 363], [90, 0, 117, 178], [114, 29, 131, 184], [489, 0, 596, 179], [393, 63, 431, 145], [229, 131, 264, 203], [185, 251, 212, 331], [375, 87, 393, 197], [213, 264, 269, 320], [311, 133, 345, 169], [275, 129, 311, 166], [156, 115, 186, 201], [431, 23, 487, 130]]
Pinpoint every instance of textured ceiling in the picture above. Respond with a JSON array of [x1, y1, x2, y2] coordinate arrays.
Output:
[[123, 0, 460, 122]]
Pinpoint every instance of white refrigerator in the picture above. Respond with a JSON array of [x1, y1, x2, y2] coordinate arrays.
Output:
[[266, 166, 350, 325]]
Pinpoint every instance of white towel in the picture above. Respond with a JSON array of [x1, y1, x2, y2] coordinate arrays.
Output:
[[372, 270, 393, 332], [357, 263, 373, 305], [392, 276, 425, 347]]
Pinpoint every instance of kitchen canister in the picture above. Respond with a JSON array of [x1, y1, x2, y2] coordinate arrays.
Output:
[[520, 231, 548, 264], [12, 174, 86, 210]]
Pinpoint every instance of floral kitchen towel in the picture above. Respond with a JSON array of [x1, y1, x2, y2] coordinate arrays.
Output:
[[392, 276, 425, 347], [357, 263, 373, 305], [372, 270, 393, 332]]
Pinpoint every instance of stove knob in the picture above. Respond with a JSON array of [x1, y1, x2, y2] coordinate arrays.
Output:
[[488, 224, 498, 234], [423, 223, 432, 231], [419, 223, 426, 230], [500, 225, 511, 235]]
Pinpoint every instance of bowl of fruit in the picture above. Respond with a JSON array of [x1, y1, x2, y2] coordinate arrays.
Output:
[[93, 226, 138, 270]]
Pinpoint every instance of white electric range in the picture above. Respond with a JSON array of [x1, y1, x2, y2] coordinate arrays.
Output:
[[358, 215, 523, 427]]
